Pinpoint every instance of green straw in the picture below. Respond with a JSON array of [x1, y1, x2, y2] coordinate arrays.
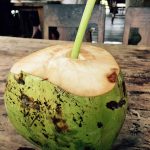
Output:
[[71, 0, 97, 59]]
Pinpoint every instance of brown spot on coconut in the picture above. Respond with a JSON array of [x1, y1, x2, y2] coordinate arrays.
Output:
[[107, 71, 117, 83]]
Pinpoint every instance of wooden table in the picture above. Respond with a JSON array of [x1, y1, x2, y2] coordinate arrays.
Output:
[[0, 36, 150, 150]]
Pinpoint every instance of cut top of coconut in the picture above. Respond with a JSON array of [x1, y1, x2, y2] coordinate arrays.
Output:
[[11, 44, 120, 97]]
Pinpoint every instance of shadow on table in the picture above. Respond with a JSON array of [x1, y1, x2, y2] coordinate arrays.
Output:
[[112, 137, 138, 150]]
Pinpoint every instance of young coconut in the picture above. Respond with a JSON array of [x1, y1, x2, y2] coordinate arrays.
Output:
[[4, 0, 127, 150], [4, 44, 127, 150]]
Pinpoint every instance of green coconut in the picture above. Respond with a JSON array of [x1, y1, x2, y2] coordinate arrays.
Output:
[[4, 44, 127, 150]]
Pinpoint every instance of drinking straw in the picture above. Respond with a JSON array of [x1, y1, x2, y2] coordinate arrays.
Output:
[[71, 0, 97, 59]]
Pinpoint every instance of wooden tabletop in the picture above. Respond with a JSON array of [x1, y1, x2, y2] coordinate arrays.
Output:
[[0, 36, 150, 150]]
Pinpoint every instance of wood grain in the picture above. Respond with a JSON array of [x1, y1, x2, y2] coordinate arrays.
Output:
[[0, 36, 150, 150]]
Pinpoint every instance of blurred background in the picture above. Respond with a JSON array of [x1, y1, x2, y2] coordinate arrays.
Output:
[[0, 0, 149, 44]]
